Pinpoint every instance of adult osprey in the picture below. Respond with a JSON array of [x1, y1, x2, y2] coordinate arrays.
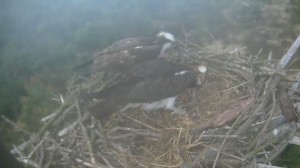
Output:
[[81, 60, 198, 120], [76, 32, 175, 75]]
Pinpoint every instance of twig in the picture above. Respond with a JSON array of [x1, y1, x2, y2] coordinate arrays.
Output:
[[236, 35, 300, 136], [200, 143, 245, 162], [107, 127, 161, 140], [1, 116, 31, 135], [36, 103, 75, 141], [12, 145, 40, 168], [27, 137, 46, 159], [76, 99, 97, 167], [212, 98, 250, 168], [288, 71, 300, 96], [249, 90, 277, 150], [124, 115, 162, 132], [75, 158, 108, 168], [97, 151, 114, 168]]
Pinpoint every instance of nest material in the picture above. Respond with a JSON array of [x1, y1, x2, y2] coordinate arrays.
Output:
[[12, 37, 300, 168]]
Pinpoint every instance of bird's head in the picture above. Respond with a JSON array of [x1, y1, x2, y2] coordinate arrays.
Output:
[[156, 31, 176, 42], [155, 32, 177, 58]]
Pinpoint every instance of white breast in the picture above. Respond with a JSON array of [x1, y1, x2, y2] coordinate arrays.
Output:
[[120, 96, 177, 112]]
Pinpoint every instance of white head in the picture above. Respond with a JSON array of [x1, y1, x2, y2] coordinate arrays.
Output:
[[198, 65, 207, 74], [157, 31, 175, 42]]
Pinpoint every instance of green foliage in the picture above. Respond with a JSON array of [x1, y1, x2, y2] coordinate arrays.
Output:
[[273, 144, 300, 168], [0, 71, 26, 119], [0, 67, 27, 145], [19, 77, 57, 132], [290, 0, 300, 23]]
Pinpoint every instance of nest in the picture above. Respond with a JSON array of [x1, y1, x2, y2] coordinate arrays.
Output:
[[12, 37, 300, 168]]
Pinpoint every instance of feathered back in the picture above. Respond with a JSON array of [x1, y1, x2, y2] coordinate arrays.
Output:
[[81, 60, 198, 120], [87, 100, 124, 120]]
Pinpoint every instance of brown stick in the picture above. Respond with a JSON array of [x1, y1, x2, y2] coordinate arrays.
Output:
[[235, 35, 300, 136]]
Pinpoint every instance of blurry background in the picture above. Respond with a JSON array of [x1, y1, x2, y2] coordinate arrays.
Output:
[[0, 0, 300, 166]]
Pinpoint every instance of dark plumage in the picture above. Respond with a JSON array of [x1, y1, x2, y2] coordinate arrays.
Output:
[[75, 32, 175, 75], [81, 60, 198, 120]]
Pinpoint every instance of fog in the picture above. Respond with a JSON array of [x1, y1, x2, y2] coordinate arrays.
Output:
[[1, 1, 299, 167], [1, 0, 234, 71]]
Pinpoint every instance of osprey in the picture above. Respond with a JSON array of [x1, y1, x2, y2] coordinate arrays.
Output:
[[76, 32, 175, 75], [81, 60, 198, 120]]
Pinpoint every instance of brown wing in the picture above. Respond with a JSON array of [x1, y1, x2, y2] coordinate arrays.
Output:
[[75, 34, 173, 75], [92, 44, 163, 73], [83, 60, 197, 120], [87, 60, 197, 102], [93, 37, 156, 57]]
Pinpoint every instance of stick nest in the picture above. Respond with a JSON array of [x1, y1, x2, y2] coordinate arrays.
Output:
[[13, 40, 300, 168]]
